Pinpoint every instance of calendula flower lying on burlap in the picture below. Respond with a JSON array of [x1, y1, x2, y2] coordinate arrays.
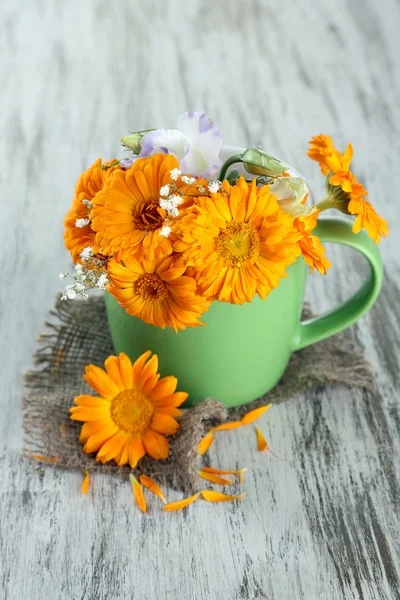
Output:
[[70, 351, 188, 468], [308, 134, 388, 243]]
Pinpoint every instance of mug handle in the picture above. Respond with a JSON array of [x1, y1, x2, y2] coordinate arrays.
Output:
[[292, 217, 383, 351]]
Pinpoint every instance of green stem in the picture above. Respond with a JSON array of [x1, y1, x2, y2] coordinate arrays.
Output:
[[218, 154, 243, 181], [315, 196, 337, 212]]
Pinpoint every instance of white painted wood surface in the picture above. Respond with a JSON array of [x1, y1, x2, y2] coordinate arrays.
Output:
[[1, 1, 399, 598]]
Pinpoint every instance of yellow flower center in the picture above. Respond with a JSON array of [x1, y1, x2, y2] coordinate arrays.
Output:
[[111, 389, 154, 433], [217, 221, 259, 267], [133, 200, 164, 231], [133, 273, 169, 302]]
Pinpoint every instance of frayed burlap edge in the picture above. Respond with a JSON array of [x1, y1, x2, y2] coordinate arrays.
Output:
[[22, 295, 375, 491]]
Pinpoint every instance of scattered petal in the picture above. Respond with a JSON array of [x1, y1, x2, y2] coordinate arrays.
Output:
[[139, 475, 166, 504], [81, 470, 90, 495], [129, 474, 147, 513], [241, 404, 271, 425], [198, 470, 233, 485], [163, 492, 200, 512], [210, 421, 243, 432], [255, 426, 268, 452], [198, 432, 214, 455], [201, 490, 246, 503], [202, 466, 247, 480], [31, 454, 61, 464]]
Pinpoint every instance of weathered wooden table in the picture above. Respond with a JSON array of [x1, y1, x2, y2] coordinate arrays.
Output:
[[1, 1, 399, 598]]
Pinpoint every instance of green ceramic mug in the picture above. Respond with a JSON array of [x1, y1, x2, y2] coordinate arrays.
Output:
[[105, 216, 383, 409]]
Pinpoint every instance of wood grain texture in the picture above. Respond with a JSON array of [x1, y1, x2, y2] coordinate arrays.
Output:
[[1, 0, 399, 598]]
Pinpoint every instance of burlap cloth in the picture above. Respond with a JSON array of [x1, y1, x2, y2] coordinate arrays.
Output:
[[22, 295, 375, 491]]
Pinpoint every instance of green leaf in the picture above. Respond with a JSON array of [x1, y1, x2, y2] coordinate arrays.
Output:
[[226, 169, 240, 185]]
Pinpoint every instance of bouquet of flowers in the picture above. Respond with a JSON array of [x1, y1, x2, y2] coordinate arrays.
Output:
[[61, 112, 388, 332], [55, 114, 389, 507]]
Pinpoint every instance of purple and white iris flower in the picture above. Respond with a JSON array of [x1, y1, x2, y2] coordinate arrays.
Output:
[[120, 112, 222, 180]]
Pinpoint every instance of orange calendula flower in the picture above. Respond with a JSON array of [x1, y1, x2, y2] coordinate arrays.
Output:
[[70, 351, 188, 468], [201, 490, 246, 503], [64, 158, 120, 263], [174, 177, 301, 304], [81, 470, 90, 495], [308, 134, 388, 243], [90, 154, 205, 261], [295, 211, 331, 274], [139, 475, 167, 504], [107, 254, 210, 331], [163, 492, 200, 512], [130, 474, 147, 513], [307, 134, 336, 176]]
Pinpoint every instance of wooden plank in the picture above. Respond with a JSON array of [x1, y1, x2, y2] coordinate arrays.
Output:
[[0, 0, 399, 598]]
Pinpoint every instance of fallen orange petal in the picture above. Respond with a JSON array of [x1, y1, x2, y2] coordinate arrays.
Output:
[[139, 474, 166, 504], [241, 404, 271, 425], [200, 490, 247, 503], [202, 466, 247, 477], [198, 432, 214, 455], [81, 470, 90, 495], [129, 474, 147, 513], [210, 421, 243, 432], [163, 492, 200, 512], [198, 470, 233, 485], [31, 454, 60, 464], [255, 426, 268, 452]]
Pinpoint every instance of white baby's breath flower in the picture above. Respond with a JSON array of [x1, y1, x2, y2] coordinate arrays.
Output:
[[65, 285, 77, 299], [208, 181, 221, 193], [169, 194, 183, 207], [159, 225, 172, 238], [96, 273, 109, 290], [80, 246, 93, 261], [59, 272, 67, 279], [160, 185, 170, 197], [170, 168, 181, 181], [169, 207, 179, 218], [75, 282, 86, 293], [75, 218, 90, 228], [181, 175, 195, 185]]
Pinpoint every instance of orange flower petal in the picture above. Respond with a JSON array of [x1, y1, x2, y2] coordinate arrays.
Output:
[[142, 429, 169, 460], [139, 475, 167, 504], [198, 432, 214, 456], [210, 421, 243, 433], [241, 404, 271, 425], [81, 470, 90, 495], [128, 436, 146, 468], [163, 492, 200, 512], [198, 471, 233, 485], [31, 454, 60, 464], [255, 426, 268, 452], [200, 490, 246, 503], [151, 413, 180, 436], [129, 474, 147, 513], [202, 466, 247, 479]]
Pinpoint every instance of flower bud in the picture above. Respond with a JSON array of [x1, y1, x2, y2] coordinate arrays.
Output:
[[120, 133, 143, 154], [241, 148, 287, 177]]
